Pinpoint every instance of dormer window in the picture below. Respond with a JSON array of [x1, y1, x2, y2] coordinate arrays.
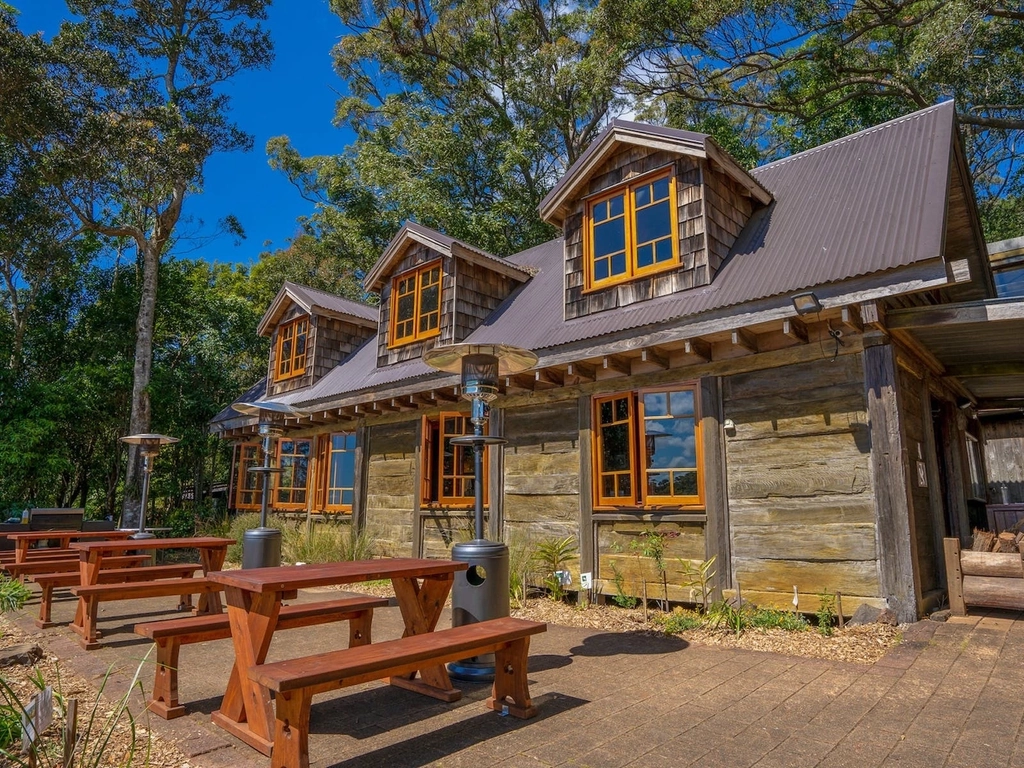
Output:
[[390, 260, 442, 347], [586, 170, 679, 291], [275, 317, 308, 381]]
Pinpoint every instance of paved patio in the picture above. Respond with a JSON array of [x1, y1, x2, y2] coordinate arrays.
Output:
[[8, 588, 1024, 768]]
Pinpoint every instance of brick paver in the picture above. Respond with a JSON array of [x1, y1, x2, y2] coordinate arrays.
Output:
[[7, 589, 1023, 768]]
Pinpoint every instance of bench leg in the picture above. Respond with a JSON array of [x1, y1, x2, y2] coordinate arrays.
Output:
[[271, 689, 312, 768], [349, 610, 373, 647], [149, 639, 186, 720], [486, 637, 537, 719], [35, 584, 56, 629], [72, 596, 102, 650]]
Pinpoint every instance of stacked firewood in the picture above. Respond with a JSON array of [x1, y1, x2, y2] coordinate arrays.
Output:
[[971, 528, 1024, 554]]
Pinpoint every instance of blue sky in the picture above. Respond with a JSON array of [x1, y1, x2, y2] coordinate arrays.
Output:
[[15, 1, 353, 266]]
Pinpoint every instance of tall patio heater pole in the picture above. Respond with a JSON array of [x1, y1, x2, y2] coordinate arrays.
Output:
[[120, 434, 179, 540], [423, 343, 537, 681], [232, 401, 306, 568]]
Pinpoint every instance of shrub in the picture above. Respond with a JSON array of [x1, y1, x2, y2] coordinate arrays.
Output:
[[0, 576, 31, 613], [749, 608, 809, 632], [679, 556, 717, 613], [532, 536, 578, 602], [659, 608, 702, 633], [608, 561, 638, 608], [282, 520, 376, 564], [506, 529, 535, 607], [816, 593, 837, 637]]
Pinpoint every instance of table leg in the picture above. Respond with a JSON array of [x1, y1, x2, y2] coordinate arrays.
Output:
[[15, 541, 28, 565], [196, 546, 226, 614], [211, 588, 281, 756], [71, 553, 104, 648], [388, 574, 459, 701]]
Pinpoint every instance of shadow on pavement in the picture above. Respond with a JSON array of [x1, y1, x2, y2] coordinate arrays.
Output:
[[569, 631, 687, 656]]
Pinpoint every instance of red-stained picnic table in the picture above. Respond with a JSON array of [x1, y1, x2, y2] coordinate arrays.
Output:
[[6, 529, 133, 564], [205, 558, 468, 757], [68, 537, 234, 648]]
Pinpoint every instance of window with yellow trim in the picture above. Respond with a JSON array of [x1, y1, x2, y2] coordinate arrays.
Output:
[[390, 261, 442, 347], [593, 385, 702, 508], [421, 412, 488, 507], [275, 437, 312, 508], [586, 172, 678, 290], [233, 443, 262, 510], [275, 317, 309, 381], [315, 432, 356, 513]]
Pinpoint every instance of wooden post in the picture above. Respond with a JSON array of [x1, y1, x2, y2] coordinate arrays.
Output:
[[944, 537, 967, 616], [864, 338, 919, 623], [701, 377, 731, 600], [836, 592, 845, 629], [64, 698, 77, 768], [578, 395, 595, 582]]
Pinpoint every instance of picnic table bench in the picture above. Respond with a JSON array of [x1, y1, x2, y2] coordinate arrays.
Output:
[[134, 595, 389, 719], [33, 563, 203, 628], [68, 537, 233, 649], [254, 616, 546, 768], [7, 554, 149, 580], [6, 530, 133, 564]]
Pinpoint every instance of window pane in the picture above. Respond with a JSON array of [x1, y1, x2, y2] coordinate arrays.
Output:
[[609, 193, 624, 217], [444, 417, 457, 433], [646, 417, 696, 469], [602, 475, 616, 498], [615, 397, 630, 421], [647, 472, 671, 497], [635, 184, 651, 207], [635, 201, 672, 244], [594, 258, 609, 282], [594, 218, 625, 258], [342, 489, 354, 505], [599, 400, 614, 425], [601, 424, 631, 472], [995, 265, 1024, 298], [674, 472, 698, 496], [655, 238, 673, 263], [644, 392, 667, 417], [611, 252, 626, 276], [420, 283, 439, 314], [443, 478, 454, 496], [593, 200, 608, 223], [670, 390, 695, 416], [618, 474, 631, 497], [397, 293, 415, 321], [653, 176, 670, 200], [637, 243, 653, 269]]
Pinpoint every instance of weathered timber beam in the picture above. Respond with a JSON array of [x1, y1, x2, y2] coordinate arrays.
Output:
[[565, 361, 596, 384], [669, 339, 712, 367], [534, 368, 564, 388], [840, 305, 864, 334], [886, 297, 1024, 329], [860, 300, 885, 330], [782, 317, 809, 344], [731, 329, 758, 354], [597, 355, 631, 379], [430, 389, 460, 403], [944, 362, 1024, 378], [390, 397, 417, 412], [631, 346, 670, 375], [505, 374, 535, 393]]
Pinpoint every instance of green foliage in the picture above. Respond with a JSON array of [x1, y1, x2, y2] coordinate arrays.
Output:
[[281, 520, 376, 564], [532, 536, 578, 602], [749, 608, 809, 632], [506, 529, 535, 608], [0, 575, 31, 613], [608, 560, 638, 608], [0, 703, 18, 750], [679, 556, 717, 614], [816, 593, 837, 637], [659, 607, 702, 633], [699, 601, 811, 636]]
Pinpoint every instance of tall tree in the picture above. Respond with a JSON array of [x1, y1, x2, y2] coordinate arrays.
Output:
[[600, 0, 1024, 237], [9, 1, 273, 524]]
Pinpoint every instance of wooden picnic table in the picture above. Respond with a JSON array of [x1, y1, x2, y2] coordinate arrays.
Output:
[[7, 529, 133, 564], [68, 537, 234, 647], [205, 558, 468, 756]]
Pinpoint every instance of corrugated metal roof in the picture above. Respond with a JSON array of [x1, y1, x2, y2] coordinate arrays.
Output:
[[220, 102, 960, 414], [282, 282, 378, 323]]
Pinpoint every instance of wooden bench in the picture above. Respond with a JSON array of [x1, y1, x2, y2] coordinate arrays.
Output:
[[0, 549, 78, 565], [252, 617, 546, 768], [70, 576, 221, 648], [134, 595, 389, 719], [33, 564, 203, 628], [7, 554, 149, 580]]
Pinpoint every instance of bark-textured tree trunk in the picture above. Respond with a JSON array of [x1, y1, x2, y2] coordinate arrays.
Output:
[[120, 241, 161, 528]]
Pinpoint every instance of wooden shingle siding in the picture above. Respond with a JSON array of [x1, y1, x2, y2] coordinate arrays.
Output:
[[723, 353, 882, 606], [363, 421, 418, 555], [376, 243, 452, 367], [704, 168, 754, 276], [313, 317, 375, 382]]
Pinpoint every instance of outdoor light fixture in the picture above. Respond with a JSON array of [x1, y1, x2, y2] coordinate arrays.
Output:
[[119, 433, 180, 539], [232, 400, 307, 568], [792, 291, 823, 315], [423, 343, 538, 681]]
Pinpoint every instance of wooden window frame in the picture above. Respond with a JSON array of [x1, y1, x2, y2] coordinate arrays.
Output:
[[583, 168, 680, 292], [592, 383, 703, 511], [274, 437, 313, 510], [389, 260, 442, 348], [275, 316, 309, 382], [421, 412, 489, 508], [315, 432, 357, 514], [233, 443, 262, 510]]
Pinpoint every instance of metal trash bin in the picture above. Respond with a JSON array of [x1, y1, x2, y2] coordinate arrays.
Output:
[[449, 539, 510, 681], [242, 527, 281, 569]]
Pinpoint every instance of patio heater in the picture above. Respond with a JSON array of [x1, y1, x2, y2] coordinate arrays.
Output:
[[119, 433, 180, 540], [232, 401, 306, 568], [423, 343, 537, 681]]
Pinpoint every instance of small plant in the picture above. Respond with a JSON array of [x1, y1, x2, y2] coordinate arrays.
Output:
[[659, 607, 702, 633], [679, 556, 717, 613], [608, 561, 638, 608], [634, 529, 675, 612], [532, 536, 578, 602], [505, 529, 535, 608], [705, 600, 750, 635], [0, 703, 19, 751], [0, 575, 32, 613], [816, 593, 837, 637], [749, 608, 809, 632]]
